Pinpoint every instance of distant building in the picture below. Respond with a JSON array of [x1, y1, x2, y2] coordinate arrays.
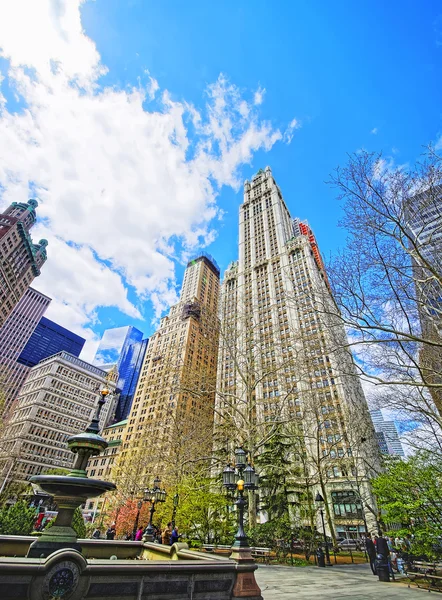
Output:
[[0, 352, 117, 482], [84, 419, 127, 519], [114, 338, 149, 421], [0, 199, 48, 324], [94, 325, 147, 422], [370, 409, 405, 457], [375, 431, 389, 455], [404, 185, 442, 413], [94, 325, 143, 367], [0, 287, 51, 415]]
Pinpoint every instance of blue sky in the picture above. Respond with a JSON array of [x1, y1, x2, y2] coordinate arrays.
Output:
[[0, 0, 441, 359]]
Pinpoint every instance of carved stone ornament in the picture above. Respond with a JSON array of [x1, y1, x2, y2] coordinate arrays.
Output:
[[43, 560, 80, 600]]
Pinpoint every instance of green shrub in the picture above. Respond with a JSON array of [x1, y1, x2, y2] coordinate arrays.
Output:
[[0, 500, 36, 536]]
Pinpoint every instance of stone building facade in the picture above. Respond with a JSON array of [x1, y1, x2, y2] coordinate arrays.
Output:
[[0, 199, 47, 325], [84, 419, 127, 519], [216, 166, 379, 539], [0, 352, 117, 483], [0, 287, 51, 415]]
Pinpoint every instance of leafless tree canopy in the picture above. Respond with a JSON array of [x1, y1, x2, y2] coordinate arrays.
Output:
[[326, 148, 442, 449]]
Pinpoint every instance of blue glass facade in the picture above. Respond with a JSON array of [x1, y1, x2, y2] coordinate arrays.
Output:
[[115, 337, 149, 421], [17, 316, 85, 367], [94, 325, 148, 421], [94, 325, 143, 367]]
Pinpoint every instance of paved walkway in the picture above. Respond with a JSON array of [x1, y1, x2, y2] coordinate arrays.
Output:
[[255, 563, 428, 599]]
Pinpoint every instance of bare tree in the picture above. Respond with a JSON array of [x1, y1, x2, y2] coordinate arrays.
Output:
[[324, 148, 442, 449]]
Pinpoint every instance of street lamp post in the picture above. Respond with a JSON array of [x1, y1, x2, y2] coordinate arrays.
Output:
[[315, 492, 332, 566], [222, 447, 259, 549], [132, 500, 143, 540], [172, 493, 179, 529], [143, 476, 166, 542]]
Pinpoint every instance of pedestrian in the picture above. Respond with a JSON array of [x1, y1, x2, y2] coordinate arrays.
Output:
[[106, 524, 116, 540], [135, 526, 144, 541], [365, 534, 377, 575], [375, 533, 390, 558], [154, 527, 162, 544], [92, 527, 101, 539], [162, 522, 172, 545], [170, 526, 180, 545], [376, 533, 395, 580]]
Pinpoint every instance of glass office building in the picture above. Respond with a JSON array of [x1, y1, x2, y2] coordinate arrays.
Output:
[[94, 325, 148, 421], [17, 317, 85, 367], [114, 337, 149, 421]]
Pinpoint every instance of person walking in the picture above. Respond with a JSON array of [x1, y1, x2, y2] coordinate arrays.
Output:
[[162, 522, 172, 545], [135, 526, 144, 541], [365, 534, 377, 575], [92, 527, 101, 539], [376, 533, 395, 580], [170, 526, 180, 545], [106, 524, 116, 540]]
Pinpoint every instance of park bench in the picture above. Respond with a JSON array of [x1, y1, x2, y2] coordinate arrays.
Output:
[[201, 544, 231, 554], [202, 544, 270, 564], [251, 547, 271, 564], [405, 560, 442, 592]]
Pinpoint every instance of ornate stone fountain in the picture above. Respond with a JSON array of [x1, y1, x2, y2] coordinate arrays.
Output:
[[0, 389, 264, 600], [27, 389, 116, 558]]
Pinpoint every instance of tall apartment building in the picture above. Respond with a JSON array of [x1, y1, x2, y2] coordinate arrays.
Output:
[[115, 253, 220, 490], [405, 185, 442, 412], [370, 410, 405, 457], [0, 199, 48, 324], [0, 352, 117, 483], [216, 166, 379, 539], [0, 287, 51, 415]]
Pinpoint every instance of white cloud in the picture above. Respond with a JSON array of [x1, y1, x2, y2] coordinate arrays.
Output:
[[0, 0, 291, 357], [0, 0, 104, 87], [254, 87, 265, 106], [283, 118, 301, 144], [370, 127, 378, 135]]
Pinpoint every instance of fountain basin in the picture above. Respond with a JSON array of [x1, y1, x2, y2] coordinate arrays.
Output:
[[29, 475, 116, 499], [0, 539, 263, 600]]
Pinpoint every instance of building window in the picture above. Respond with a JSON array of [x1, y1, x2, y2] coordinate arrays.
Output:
[[331, 491, 363, 518]]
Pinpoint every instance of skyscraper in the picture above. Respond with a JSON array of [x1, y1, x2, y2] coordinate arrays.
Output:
[[94, 325, 146, 421], [0, 287, 51, 415], [114, 337, 149, 421], [370, 409, 405, 457], [115, 253, 220, 489], [94, 325, 143, 368], [405, 185, 442, 412], [216, 167, 379, 538], [17, 317, 85, 367], [0, 199, 48, 324]]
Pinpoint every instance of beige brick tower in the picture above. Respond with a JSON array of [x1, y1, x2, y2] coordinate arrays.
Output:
[[115, 253, 220, 492]]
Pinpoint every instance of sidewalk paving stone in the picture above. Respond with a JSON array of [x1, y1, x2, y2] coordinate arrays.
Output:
[[255, 563, 428, 599]]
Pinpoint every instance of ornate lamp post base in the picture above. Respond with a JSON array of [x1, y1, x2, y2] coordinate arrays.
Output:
[[230, 547, 263, 599]]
